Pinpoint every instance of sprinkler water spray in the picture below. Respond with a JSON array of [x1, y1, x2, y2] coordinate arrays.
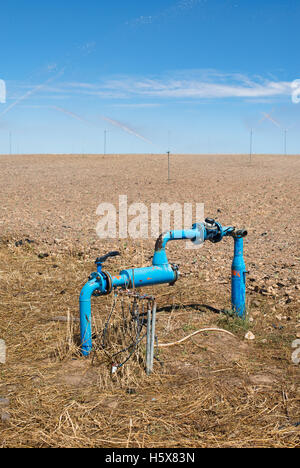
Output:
[[79, 218, 248, 357]]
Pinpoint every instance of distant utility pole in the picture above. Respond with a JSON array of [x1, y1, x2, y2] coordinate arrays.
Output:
[[284, 129, 287, 156], [249, 128, 253, 163], [9, 131, 12, 155], [167, 151, 170, 184], [104, 129, 107, 155]]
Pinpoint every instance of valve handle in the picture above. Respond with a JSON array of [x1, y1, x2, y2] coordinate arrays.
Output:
[[95, 251, 120, 265]]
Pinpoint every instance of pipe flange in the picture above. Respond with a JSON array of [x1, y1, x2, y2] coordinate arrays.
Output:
[[101, 271, 113, 295], [169, 264, 179, 286], [92, 271, 113, 296]]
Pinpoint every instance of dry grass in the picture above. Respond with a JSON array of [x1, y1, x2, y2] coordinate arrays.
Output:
[[0, 238, 299, 448]]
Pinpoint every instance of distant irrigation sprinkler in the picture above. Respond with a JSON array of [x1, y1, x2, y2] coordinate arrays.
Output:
[[79, 218, 248, 372], [260, 110, 292, 155]]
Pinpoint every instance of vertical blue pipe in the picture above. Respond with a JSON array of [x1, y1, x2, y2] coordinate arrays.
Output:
[[231, 237, 246, 318], [79, 280, 99, 356]]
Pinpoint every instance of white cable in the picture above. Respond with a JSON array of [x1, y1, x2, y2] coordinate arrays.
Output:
[[158, 328, 236, 348]]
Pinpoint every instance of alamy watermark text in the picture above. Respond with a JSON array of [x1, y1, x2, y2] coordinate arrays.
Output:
[[96, 196, 204, 248]]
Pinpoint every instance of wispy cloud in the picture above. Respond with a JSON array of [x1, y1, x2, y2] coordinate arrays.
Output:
[[4, 70, 295, 105], [111, 103, 161, 109], [79, 41, 97, 55], [127, 0, 205, 26], [57, 71, 294, 102]]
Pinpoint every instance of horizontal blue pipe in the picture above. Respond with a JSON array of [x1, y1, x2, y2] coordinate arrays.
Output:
[[111, 265, 176, 289]]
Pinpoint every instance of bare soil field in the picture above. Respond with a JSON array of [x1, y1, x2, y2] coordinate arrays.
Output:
[[0, 153, 299, 448]]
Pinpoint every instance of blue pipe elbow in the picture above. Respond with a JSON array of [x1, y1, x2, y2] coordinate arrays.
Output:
[[152, 226, 205, 266]]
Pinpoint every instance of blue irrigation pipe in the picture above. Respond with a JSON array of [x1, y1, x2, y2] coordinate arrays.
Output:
[[231, 234, 247, 319], [79, 219, 247, 356]]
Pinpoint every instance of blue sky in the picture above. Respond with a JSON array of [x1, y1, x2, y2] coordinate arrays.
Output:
[[0, 0, 300, 154]]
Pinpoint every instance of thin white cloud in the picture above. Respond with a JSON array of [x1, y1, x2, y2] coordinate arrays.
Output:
[[111, 103, 161, 109], [127, 0, 204, 26], [61, 72, 293, 101], [79, 41, 96, 55], [4, 70, 296, 106], [46, 63, 58, 72]]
